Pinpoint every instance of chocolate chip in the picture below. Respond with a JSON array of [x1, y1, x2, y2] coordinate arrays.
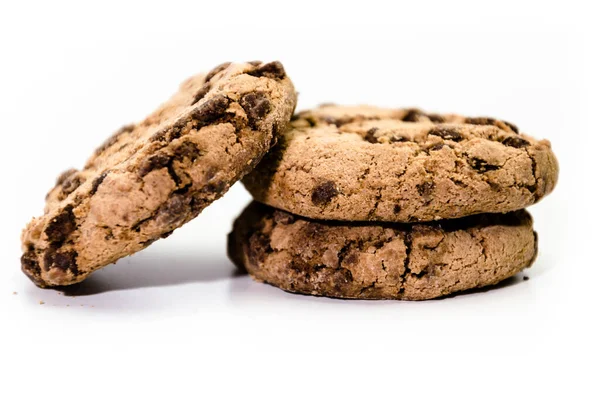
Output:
[[464, 117, 497, 127], [427, 113, 445, 123], [469, 158, 501, 172], [402, 109, 425, 122], [173, 141, 201, 162], [95, 124, 135, 155], [240, 92, 271, 128], [393, 204, 401, 214], [345, 253, 358, 265], [43, 250, 78, 275], [138, 153, 171, 177], [203, 180, 227, 195], [190, 82, 211, 105], [428, 126, 463, 141], [365, 127, 379, 143], [61, 174, 84, 196], [204, 62, 231, 82], [311, 181, 338, 206], [192, 95, 230, 126], [502, 120, 519, 134], [155, 194, 191, 226], [390, 136, 408, 143], [248, 61, 286, 80], [428, 143, 445, 151], [90, 171, 108, 195], [523, 276, 529, 281], [45, 205, 76, 243], [55, 169, 78, 187], [502, 136, 530, 148], [416, 181, 435, 199], [248, 232, 272, 267], [21, 251, 41, 277]]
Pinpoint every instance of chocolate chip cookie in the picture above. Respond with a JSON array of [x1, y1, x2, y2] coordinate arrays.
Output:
[[243, 105, 558, 222], [21, 61, 297, 287], [228, 202, 537, 300]]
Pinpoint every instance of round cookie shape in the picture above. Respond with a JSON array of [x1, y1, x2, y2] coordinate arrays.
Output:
[[228, 202, 537, 301], [21, 61, 297, 287], [242, 105, 559, 222]]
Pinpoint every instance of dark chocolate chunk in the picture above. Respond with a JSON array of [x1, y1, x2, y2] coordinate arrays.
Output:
[[190, 82, 211, 105], [240, 92, 271, 128], [416, 181, 435, 199], [427, 113, 445, 123], [155, 194, 191, 226], [428, 126, 463, 141], [43, 250, 79, 275], [192, 95, 230, 126], [502, 120, 519, 134], [248, 61, 286, 80], [21, 251, 41, 277], [502, 136, 530, 148], [45, 205, 76, 243], [402, 109, 425, 122], [138, 153, 171, 177], [464, 117, 497, 127], [311, 181, 338, 206], [55, 169, 78, 187], [365, 127, 379, 143], [428, 143, 445, 151], [90, 171, 108, 195], [61, 174, 84, 196], [390, 136, 408, 143], [204, 62, 231, 82], [469, 158, 501, 172]]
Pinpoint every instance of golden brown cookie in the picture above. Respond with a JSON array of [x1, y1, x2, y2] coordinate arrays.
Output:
[[228, 202, 537, 300], [21, 61, 297, 287], [243, 105, 558, 222]]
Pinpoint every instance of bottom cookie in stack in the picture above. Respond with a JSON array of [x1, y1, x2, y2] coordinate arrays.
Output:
[[228, 202, 537, 300]]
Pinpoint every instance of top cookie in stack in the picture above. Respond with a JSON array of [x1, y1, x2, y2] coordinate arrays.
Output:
[[229, 104, 558, 300], [242, 104, 558, 222]]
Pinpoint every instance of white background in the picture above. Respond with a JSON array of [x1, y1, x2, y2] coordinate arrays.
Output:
[[1, 1, 598, 395]]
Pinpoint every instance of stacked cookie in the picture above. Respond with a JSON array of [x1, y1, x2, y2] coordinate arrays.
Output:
[[228, 105, 559, 299], [21, 60, 558, 300]]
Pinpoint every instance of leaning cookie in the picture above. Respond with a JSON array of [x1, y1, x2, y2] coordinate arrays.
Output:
[[243, 105, 558, 222], [228, 202, 537, 300], [21, 61, 297, 287]]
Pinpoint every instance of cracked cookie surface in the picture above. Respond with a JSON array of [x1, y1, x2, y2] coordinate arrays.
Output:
[[243, 105, 558, 222], [21, 61, 297, 287], [228, 202, 537, 300]]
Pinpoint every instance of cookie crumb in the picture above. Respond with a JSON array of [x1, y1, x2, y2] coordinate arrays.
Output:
[[12, 291, 17, 295], [39, 300, 45, 305], [523, 276, 529, 281]]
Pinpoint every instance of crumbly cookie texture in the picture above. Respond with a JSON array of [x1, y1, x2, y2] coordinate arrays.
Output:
[[243, 105, 558, 222], [22, 61, 297, 287], [228, 202, 537, 301]]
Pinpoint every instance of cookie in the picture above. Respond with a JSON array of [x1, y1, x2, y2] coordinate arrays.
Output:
[[228, 202, 537, 300], [21, 61, 297, 287], [243, 105, 558, 222]]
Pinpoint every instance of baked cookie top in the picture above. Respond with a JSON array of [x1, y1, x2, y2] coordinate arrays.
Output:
[[228, 202, 537, 300], [22, 61, 297, 287], [243, 105, 558, 222]]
